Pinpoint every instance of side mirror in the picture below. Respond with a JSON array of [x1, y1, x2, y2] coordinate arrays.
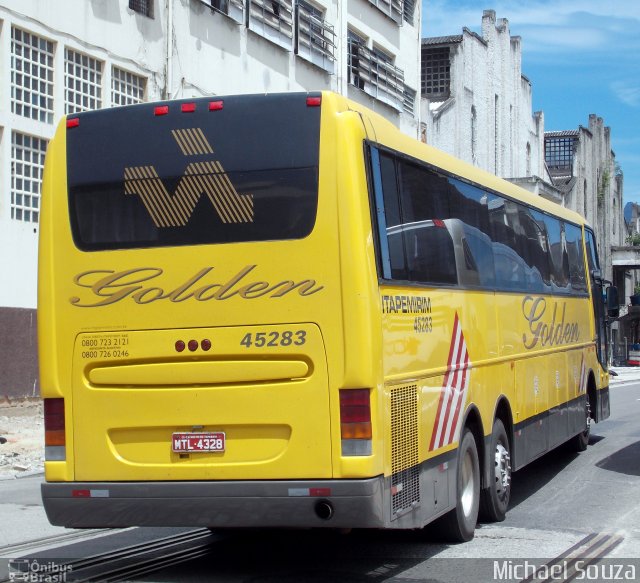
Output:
[[606, 286, 619, 318]]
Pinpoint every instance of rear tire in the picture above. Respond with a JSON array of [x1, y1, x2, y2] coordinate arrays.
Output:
[[573, 396, 591, 452], [438, 428, 480, 542], [479, 419, 511, 522]]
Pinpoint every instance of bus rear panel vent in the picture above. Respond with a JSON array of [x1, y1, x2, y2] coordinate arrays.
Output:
[[391, 384, 419, 517]]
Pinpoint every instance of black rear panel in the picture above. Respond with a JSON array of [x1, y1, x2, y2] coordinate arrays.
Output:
[[66, 93, 321, 251]]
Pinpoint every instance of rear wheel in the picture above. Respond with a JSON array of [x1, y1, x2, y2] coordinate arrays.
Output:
[[479, 419, 511, 522], [573, 396, 591, 452], [439, 428, 480, 542]]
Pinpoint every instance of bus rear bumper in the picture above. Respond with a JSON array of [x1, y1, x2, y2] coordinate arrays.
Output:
[[41, 478, 386, 529]]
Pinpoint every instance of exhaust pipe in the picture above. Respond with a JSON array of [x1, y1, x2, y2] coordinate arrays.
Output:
[[314, 500, 334, 520]]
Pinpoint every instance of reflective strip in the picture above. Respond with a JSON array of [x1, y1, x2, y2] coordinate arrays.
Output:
[[45, 445, 65, 461]]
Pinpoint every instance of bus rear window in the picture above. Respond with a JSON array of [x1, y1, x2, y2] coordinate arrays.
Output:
[[66, 93, 320, 251]]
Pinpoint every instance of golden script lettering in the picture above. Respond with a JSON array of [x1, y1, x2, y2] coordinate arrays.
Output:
[[522, 296, 580, 349], [69, 266, 324, 307]]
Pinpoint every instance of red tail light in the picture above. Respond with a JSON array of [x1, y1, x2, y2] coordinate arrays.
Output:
[[340, 389, 372, 440], [154, 105, 169, 116], [44, 398, 65, 447], [181, 102, 196, 113], [66, 117, 80, 129], [209, 100, 224, 111], [306, 96, 322, 107]]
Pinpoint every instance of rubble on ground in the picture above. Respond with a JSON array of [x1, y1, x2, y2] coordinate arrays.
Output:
[[0, 399, 44, 479]]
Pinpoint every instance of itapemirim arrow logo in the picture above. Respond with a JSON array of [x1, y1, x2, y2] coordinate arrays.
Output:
[[123, 128, 254, 227]]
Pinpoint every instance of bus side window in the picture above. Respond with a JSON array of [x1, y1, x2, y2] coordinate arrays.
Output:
[[544, 215, 571, 293], [565, 222, 587, 293], [379, 153, 409, 280], [407, 225, 458, 285]]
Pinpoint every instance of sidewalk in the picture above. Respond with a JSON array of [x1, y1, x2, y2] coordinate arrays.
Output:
[[609, 365, 640, 384]]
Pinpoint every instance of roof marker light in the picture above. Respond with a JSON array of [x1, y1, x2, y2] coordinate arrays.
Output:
[[154, 105, 169, 116], [181, 102, 196, 113], [66, 118, 80, 129], [209, 100, 224, 111], [306, 96, 322, 107]]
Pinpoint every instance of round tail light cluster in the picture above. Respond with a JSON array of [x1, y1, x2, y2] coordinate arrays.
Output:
[[175, 339, 211, 352]]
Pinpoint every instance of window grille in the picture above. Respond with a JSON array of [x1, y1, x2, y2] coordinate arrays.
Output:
[[112, 67, 146, 107], [11, 132, 47, 224], [367, 0, 402, 24], [198, 0, 244, 25], [249, 0, 294, 51], [421, 46, 451, 99], [545, 137, 576, 174], [348, 33, 405, 111], [65, 49, 104, 114], [11, 27, 55, 124], [129, 0, 154, 17], [296, 0, 335, 74]]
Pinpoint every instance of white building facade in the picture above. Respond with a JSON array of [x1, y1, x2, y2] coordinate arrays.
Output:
[[0, 0, 421, 397], [545, 117, 625, 285], [419, 10, 627, 281], [420, 10, 559, 202]]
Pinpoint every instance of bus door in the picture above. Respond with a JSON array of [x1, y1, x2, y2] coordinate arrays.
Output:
[[584, 228, 609, 420]]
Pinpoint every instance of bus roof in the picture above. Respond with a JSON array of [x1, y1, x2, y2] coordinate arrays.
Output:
[[322, 91, 590, 230]]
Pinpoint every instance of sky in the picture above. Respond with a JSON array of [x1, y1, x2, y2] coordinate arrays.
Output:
[[422, 0, 640, 206]]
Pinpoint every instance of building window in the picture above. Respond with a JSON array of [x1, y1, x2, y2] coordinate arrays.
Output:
[[494, 94, 499, 174], [112, 67, 146, 106], [248, 0, 294, 50], [348, 30, 367, 91], [584, 179, 588, 218], [403, 0, 416, 24], [545, 136, 576, 174], [11, 27, 55, 124], [11, 132, 47, 223], [367, 0, 402, 24], [129, 0, 154, 17], [348, 31, 405, 111], [65, 49, 103, 114], [295, 0, 335, 73], [200, 0, 244, 24], [421, 46, 450, 99], [471, 106, 477, 163], [402, 85, 416, 115]]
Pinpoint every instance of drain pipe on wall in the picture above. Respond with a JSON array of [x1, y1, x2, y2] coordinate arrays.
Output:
[[165, 0, 173, 99]]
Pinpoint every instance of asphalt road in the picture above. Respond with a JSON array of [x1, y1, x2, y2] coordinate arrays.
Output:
[[1, 380, 639, 582]]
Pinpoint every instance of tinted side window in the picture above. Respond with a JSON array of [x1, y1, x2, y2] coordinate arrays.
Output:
[[544, 216, 571, 293], [370, 144, 586, 297], [379, 154, 409, 280], [585, 229, 600, 273], [565, 223, 587, 293], [397, 161, 457, 285]]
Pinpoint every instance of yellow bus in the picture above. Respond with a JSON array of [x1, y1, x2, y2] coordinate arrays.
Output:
[[39, 91, 615, 541]]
